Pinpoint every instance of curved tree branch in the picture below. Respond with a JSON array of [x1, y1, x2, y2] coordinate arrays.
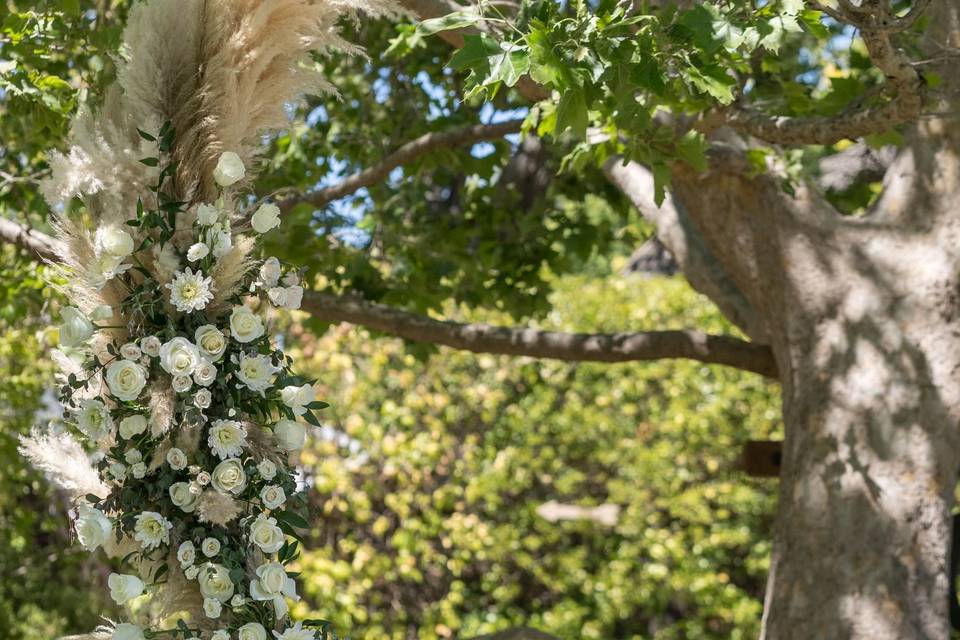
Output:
[[0, 216, 62, 261], [302, 292, 778, 377], [277, 119, 524, 213]]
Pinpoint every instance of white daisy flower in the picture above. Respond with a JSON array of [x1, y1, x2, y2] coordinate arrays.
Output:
[[208, 419, 248, 459]]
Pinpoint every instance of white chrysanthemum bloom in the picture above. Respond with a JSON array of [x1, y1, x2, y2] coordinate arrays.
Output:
[[112, 623, 146, 640], [159, 337, 202, 376], [59, 306, 94, 347], [274, 419, 306, 451], [120, 342, 141, 360], [236, 353, 278, 394], [198, 562, 235, 602], [250, 561, 298, 618], [260, 484, 286, 510], [211, 458, 247, 495], [76, 399, 113, 441], [118, 414, 148, 439], [109, 462, 127, 481], [211, 228, 233, 258], [249, 514, 285, 553], [194, 359, 218, 386], [208, 420, 248, 459], [195, 388, 212, 409], [195, 325, 227, 362], [141, 335, 161, 357], [251, 203, 281, 234], [167, 267, 215, 313], [170, 481, 200, 513], [131, 461, 147, 479], [124, 449, 142, 464], [229, 306, 265, 343], [75, 504, 111, 551], [166, 447, 188, 470], [280, 384, 314, 416], [204, 597, 223, 619], [273, 622, 314, 640], [108, 572, 144, 605], [172, 374, 193, 393], [197, 203, 220, 226], [133, 511, 172, 549], [202, 537, 221, 557], [258, 459, 278, 480], [187, 242, 210, 262], [105, 359, 148, 401], [213, 151, 245, 187], [259, 257, 281, 288], [267, 286, 287, 307], [177, 541, 196, 568], [238, 622, 267, 640]]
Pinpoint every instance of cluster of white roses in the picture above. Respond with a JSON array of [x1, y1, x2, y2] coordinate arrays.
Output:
[[61, 152, 323, 640]]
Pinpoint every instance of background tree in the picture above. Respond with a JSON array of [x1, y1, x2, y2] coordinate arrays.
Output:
[[1, 0, 959, 638]]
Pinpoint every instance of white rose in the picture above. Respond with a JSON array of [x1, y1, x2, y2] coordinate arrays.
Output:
[[229, 306, 265, 343], [211, 458, 247, 495], [231, 594, 246, 607], [194, 325, 227, 361], [59, 306, 94, 347], [172, 374, 193, 393], [212, 631, 229, 640], [110, 462, 127, 481], [76, 399, 113, 441], [195, 388, 212, 409], [112, 623, 146, 640], [236, 353, 278, 394], [274, 419, 306, 451], [197, 203, 220, 226], [211, 229, 233, 258], [260, 257, 281, 288], [106, 359, 148, 402], [131, 461, 147, 479], [170, 481, 200, 513], [95, 225, 134, 259], [249, 514, 285, 553], [204, 597, 223, 619], [198, 563, 235, 602], [133, 511, 172, 549], [258, 459, 278, 480], [202, 537, 221, 557], [166, 447, 188, 470], [279, 384, 315, 417], [251, 203, 281, 234], [249, 561, 298, 618], [193, 360, 217, 386], [159, 337, 201, 376], [282, 271, 299, 287], [184, 565, 200, 580], [141, 335, 161, 357], [177, 541, 196, 568], [238, 623, 267, 640], [108, 573, 144, 605], [119, 342, 141, 360], [213, 151, 245, 187], [187, 242, 210, 262], [118, 414, 148, 439], [267, 286, 287, 307], [75, 505, 111, 551], [196, 471, 211, 486], [284, 286, 303, 310], [260, 484, 286, 510]]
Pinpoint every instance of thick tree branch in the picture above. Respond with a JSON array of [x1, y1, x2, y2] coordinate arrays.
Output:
[[464, 628, 558, 640], [0, 216, 62, 261], [277, 119, 524, 213], [302, 292, 778, 377]]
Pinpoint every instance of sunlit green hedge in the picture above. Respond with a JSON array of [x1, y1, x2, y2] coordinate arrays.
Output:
[[292, 274, 781, 639]]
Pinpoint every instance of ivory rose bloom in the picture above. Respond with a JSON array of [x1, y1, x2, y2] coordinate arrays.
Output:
[[204, 597, 222, 619], [75, 504, 111, 551], [118, 414, 147, 439], [274, 419, 306, 451], [251, 203, 281, 234], [195, 388, 212, 408], [260, 484, 286, 510], [229, 306, 264, 343], [95, 225, 134, 259], [166, 447, 188, 470], [238, 622, 267, 640], [106, 360, 148, 401], [198, 562, 235, 602], [159, 337, 201, 376], [213, 151, 245, 187], [193, 360, 217, 386], [258, 459, 277, 480], [120, 342, 141, 360], [236, 353, 278, 394], [108, 573, 144, 605], [170, 482, 200, 513], [177, 541, 196, 568], [187, 242, 209, 262], [250, 561, 297, 617], [172, 374, 192, 393], [211, 458, 247, 495], [140, 335, 161, 357], [202, 537, 221, 557], [59, 306, 94, 347], [280, 384, 314, 416], [249, 514, 285, 553], [195, 324, 227, 361]]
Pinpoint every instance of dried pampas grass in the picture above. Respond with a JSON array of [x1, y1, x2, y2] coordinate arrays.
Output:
[[18, 430, 108, 499], [197, 489, 243, 526]]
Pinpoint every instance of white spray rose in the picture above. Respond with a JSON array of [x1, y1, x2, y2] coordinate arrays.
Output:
[[251, 203, 281, 234], [119, 342, 141, 360], [231, 594, 246, 607], [195, 324, 227, 361], [184, 565, 200, 580], [166, 447, 188, 470], [202, 537, 221, 557], [204, 597, 223, 619], [133, 511, 172, 549], [118, 414, 148, 439], [229, 306, 265, 343], [249, 514, 285, 553], [172, 374, 193, 393], [124, 449, 142, 464], [159, 337, 201, 376], [131, 461, 147, 479], [258, 459, 278, 480], [279, 384, 315, 417], [260, 484, 286, 510], [193, 360, 217, 386], [236, 353, 278, 394], [187, 242, 210, 262], [170, 481, 200, 513], [198, 562, 235, 602], [238, 623, 267, 640], [177, 541, 196, 568], [259, 257, 281, 288], [274, 419, 306, 451], [75, 504, 111, 551], [108, 573, 144, 605], [76, 399, 113, 441], [106, 359, 148, 401], [109, 462, 127, 481], [112, 623, 146, 640], [197, 203, 220, 226], [211, 458, 247, 495], [213, 151, 245, 187], [195, 388, 212, 409], [208, 420, 248, 459], [141, 335, 161, 357], [59, 306, 94, 347]]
